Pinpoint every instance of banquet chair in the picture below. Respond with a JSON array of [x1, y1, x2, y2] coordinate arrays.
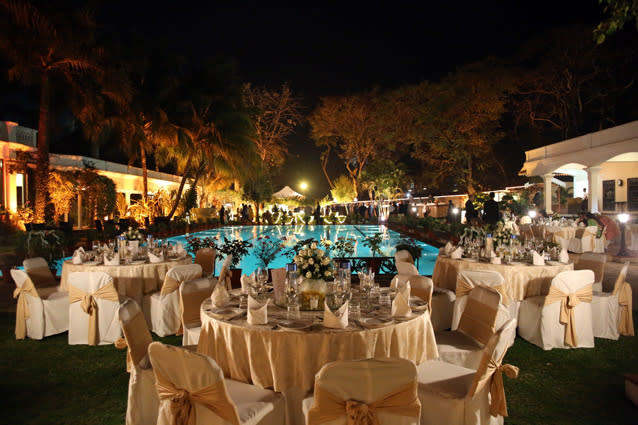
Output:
[[407, 275, 433, 308], [517, 224, 534, 242], [148, 341, 285, 425], [11, 269, 68, 340], [68, 271, 122, 345], [303, 358, 421, 425], [392, 250, 456, 331], [568, 225, 598, 253], [417, 319, 518, 425], [518, 270, 594, 350], [195, 248, 217, 277], [593, 225, 607, 253], [118, 299, 159, 425], [143, 264, 202, 337], [591, 262, 634, 340], [574, 253, 606, 292], [451, 270, 517, 333], [436, 285, 505, 370], [23, 256, 57, 287], [180, 277, 216, 346]]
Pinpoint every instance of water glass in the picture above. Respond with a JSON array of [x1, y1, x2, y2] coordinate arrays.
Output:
[[287, 303, 300, 320], [349, 301, 361, 321], [379, 292, 391, 307], [239, 294, 248, 309]]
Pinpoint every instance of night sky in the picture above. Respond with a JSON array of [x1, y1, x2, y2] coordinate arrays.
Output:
[[3, 1, 605, 198]]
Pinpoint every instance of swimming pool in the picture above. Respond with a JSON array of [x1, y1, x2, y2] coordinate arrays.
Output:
[[166, 224, 438, 276]]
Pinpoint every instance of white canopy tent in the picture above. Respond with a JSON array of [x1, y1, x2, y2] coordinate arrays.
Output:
[[272, 185, 305, 199]]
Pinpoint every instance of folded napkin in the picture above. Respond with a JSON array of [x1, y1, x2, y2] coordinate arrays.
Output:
[[323, 301, 349, 329], [210, 283, 230, 307], [392, 286, 412, 318], [490, 256, 502, 265], [247, 295, 268, 325], [450, 247, 463, 259], [104, 252, 120, 266], [531, 250, 545, 266], [176, 242, 187, 258], [240, 273, 255, 294], [148, 251, 164, 263], [559, 249, 570, 264], [72, 248, 85, 264], [444, 242, 454, 255]]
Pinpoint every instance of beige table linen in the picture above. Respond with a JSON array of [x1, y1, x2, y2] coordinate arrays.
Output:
[[60, 257, 193, 304], [432, 256, 573, 301]]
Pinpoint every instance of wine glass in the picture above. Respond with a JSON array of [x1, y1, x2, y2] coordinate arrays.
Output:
[[256, 267, 268, 290]]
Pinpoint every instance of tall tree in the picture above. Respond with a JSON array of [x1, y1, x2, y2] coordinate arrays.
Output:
[[0, 0, 103, 221], [242, 82, 303, 169], [309, 90, 392, 197], [595, 0, 638, 43]]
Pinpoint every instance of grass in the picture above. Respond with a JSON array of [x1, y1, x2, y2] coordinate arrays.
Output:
[[0, 312, 636, 425]]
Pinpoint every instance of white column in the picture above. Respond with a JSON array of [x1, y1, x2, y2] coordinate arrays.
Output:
[[587, 166, 602, 213], [543, 173, 553, 214]]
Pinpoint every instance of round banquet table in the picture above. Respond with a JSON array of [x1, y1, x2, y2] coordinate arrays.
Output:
[[60, 257, 193, 304], [197, 295, 438, 424], [432, 255, 573, 300]]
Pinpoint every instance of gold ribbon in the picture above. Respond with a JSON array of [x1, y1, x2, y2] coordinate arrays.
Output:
[[492, 284, 510, 306], [543, 284, 592, 347], [13, 277, 39, 340], [455, 277, 474, 299], [471, 341, 519, 417], [120, 312, 153, 372], [160, 276, 182, 296], [614, 281, 634, 336], [307, 381, 420, 425], [458, 297, 498, 345], [154, 369, 240, 425], [68, 281, 120, 346]]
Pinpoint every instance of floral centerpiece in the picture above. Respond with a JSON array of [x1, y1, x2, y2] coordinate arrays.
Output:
[[123, 226, 144, 241], [254, 235, 285, 268], [492, 222, 514, 246], [293, 241, 335, 310], [332, 236, 356, 258], [459, 225, 487, 246]]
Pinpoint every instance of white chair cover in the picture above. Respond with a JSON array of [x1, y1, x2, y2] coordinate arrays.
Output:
[[68, 271, 121, 345], [568, 225, 598, 253], [143, 264, 202, 337], [23, 256, 57, 287], [591, 262, 633, 340], [11, 269, 68, 340], [451, 271, 515, 335], [437, 286, 504, 370], [119, 299, 158, 425], [407, 275, 433, 309], [518, 270, 594, 350], [195, 248, 217, 277], [217, 255, 233, 290], [574, 253, 606, 293], [303, 358, 421, 425], [148, 342, 285, 425], [417, 319, 518, 425], [180, 277, 215, 346]]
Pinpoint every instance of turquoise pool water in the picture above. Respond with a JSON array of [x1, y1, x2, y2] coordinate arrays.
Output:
[[166, 224, 438, 276]]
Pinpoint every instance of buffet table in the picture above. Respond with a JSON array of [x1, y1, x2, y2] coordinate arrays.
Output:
[[432, 255, 573, 300], [60, 257, 193, 304]]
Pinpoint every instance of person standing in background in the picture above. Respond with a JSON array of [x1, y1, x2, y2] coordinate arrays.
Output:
[[483, 192, 500, 225]]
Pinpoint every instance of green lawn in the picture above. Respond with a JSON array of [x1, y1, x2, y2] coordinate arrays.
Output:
[[0, 312, 636, 424]]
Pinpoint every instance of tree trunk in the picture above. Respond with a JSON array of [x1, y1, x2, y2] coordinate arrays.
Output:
[[35, 73, 51, 222], [254, 201, 260, 224], [466, 154, 475, 195], [167, 159, 192, 220], [139, 140, 148, 203], [320, 148, 334, 189]]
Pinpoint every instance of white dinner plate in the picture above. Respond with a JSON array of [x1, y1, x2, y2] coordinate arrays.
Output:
[[358, 317, 393, 328], [546, 261, 564, 266], [207, 307, 243, 319], [409, 299, 429, 311], [278, 320, 312, 331]]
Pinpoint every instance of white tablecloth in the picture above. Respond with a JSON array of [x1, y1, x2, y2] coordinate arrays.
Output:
[[432, 255, 573, 300], [198, 296, 438, 424], [60, 257, 193, 304]]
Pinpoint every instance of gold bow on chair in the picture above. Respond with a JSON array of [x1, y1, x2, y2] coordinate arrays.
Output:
[[307, 381, 420, 425], [154, 369, 240, 425], [13, 278, 40, 339], [455, 277, 474, 299], [615, 281, 634, 336], [544, 284, 592, 347], [68, 281, 119, 345]]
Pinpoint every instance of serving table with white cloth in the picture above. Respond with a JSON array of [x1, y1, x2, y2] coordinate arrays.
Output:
[[60, 257, 192, 305], [197, 294, 438, 424], [432, 255, 573, 301]]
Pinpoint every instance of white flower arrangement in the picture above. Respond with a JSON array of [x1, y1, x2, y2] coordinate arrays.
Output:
[[122, 226, 144, 241], [293, 241, 335, 280]]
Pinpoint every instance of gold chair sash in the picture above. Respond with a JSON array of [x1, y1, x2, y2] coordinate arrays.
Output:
[[68, 281, 120, 346], [26, 266, 56, 287], [471, 340, 519, 417], [615, 282, 634, 336], [307, 380, 420, 425], [160, 276, 182, 296], [121, 311, 153, 372], [13, 277, 39, 339], [455, 277, 474, 299], [543, 284, 592, 347], [154, 369, 240, 425], [491, 284, 510, 306], [458, 297, 498, 345]]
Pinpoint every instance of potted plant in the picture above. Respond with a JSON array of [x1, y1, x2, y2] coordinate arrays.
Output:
[[218, 237, 253, 286], [254, 235, 284, 269], [21, 230, 65, 276], [184, 235, 219, 256], [362, 232, 385, 274]]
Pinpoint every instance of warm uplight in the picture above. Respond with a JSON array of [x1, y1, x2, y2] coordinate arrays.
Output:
[[618, 213, 630, 224], [299, 181, 308, 191], [452, 208, 459, 214], [528, 210, 537, 219], [412, 206, 417, 212]]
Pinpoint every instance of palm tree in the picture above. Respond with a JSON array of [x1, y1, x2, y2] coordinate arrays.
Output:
[[0, 0, 104, 221]]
